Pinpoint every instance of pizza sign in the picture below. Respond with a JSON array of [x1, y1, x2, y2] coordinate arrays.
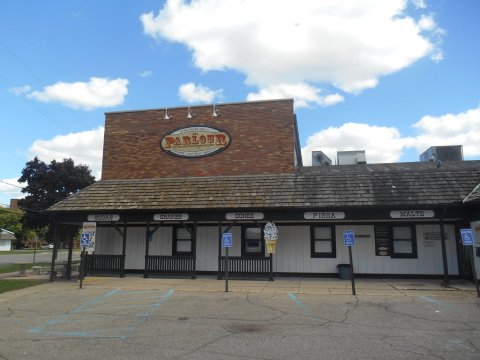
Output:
[[160, 126, 231, 158]]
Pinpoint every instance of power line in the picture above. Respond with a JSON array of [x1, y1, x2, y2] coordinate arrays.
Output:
[[0, 73, 69, 132], [0, 39, 90, 128], [0, 180, 24, 189]]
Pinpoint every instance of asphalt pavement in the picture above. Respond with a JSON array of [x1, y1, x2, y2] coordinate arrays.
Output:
[[0, 275, 479, 359]]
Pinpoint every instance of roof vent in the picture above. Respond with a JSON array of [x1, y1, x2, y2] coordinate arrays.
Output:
[[337, 150, 367, 165], [419, 145, 463, 162], [311, 151, 332, 166]]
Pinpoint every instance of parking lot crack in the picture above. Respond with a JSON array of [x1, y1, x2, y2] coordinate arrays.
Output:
[[381, 336, 445, 360], [341, 297, 359, 323]]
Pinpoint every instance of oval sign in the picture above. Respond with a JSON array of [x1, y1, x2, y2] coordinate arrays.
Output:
[[160, 126, 231, 158]]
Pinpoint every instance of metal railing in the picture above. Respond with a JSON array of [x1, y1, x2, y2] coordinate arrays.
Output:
[[84, 254, 125, 277], [145, 255, 196, 278], [219, 256, 273, 280]]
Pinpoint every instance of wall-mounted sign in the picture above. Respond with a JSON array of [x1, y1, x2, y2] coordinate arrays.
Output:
[[390, 210, 434, 219], [304, 212, 345, 220], [374, 225, 391, 256], [423, 232, 447, 240], [160, 126, 231, 158], [82, 222, 96, 251], [226, 212, 264, 220], [87, 214, 120, 222], [153, 213, 189, 221]]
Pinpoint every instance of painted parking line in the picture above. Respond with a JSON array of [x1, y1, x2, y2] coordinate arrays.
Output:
[[417, 295, 446, 305], [29, 288, 175, 339], [288, 293, 318, 319]]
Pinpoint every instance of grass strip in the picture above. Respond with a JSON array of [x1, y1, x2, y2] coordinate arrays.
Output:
[[0, 262, 50, 274], [0, 279, 48, 293]]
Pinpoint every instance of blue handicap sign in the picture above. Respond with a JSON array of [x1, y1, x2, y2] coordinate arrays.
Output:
[[460, 228, 474, 246], [343, 230, 355, 246], [222, 232, 232, 248], [80, 233, 90, 247]]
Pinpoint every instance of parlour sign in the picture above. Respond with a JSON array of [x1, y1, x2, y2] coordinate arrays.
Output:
[[160, 126, 231, 158]]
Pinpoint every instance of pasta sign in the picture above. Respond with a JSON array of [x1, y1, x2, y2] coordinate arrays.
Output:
[[160, 126, 231, 158]]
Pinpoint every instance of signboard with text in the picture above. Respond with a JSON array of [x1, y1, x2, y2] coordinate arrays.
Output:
[[82, 222, 96, 251]]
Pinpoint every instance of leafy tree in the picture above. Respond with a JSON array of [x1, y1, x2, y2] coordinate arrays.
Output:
[[18, 157, 95, 242], [0, 208, 37, 248]]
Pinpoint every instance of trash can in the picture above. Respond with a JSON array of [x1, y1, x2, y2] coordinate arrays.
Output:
[[337, 264, 351, 280]]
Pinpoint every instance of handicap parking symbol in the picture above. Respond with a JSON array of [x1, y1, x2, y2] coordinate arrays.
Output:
[[343, 230, 355, 246], [80, 233, 90, 247], [460, 228, 474, 246]]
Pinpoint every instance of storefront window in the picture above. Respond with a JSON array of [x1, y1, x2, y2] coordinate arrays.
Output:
[[391, 225, 417, 258], [174, 226, 192, 255], [311, 226, 336, 258], [243, 226, 264, 256]]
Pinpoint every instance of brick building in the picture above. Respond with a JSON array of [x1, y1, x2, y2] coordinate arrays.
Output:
[[49, 99, 480, 281]]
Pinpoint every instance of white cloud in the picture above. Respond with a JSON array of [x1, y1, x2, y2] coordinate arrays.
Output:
[[141, 0, 442, 101], [8, 85, 32, 96], [140, 70, 153, 78], [302, 105, 480, 165], [178, 82, 223, 103], [28, 127, 104, 179], [412, 0, 427, 9], [302, 123, 412, 165], [0, 178, 25, 204], [247, 83, 344, 108], [412, 107, 480, 158], [29, 77, 129, 111]]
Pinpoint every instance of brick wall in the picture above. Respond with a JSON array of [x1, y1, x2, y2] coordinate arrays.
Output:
[[101, 99, 297, 179]]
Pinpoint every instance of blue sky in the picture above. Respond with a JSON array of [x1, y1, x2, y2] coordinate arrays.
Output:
[[1, 0, 479, 206]]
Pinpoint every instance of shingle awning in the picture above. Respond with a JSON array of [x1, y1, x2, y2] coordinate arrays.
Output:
[[48, 161, 480, 213]]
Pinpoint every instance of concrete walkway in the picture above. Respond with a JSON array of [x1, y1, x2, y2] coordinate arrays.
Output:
[[1, 268, 478, 297]]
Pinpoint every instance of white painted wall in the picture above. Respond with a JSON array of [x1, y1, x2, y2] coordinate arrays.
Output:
[[149, 226, 173, 256], [95, 227, 123, 255], [0, 240, 12, 251], [196, 226, 219, 271], [273, 225, 338, 273], [471, 221, 480, 279], [96, 223, 460, 275], [335, 224, 458, 275], [124, 227, 146, 270]]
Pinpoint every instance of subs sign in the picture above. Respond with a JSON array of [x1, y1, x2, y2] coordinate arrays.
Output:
[[160, 126, 231, 158]]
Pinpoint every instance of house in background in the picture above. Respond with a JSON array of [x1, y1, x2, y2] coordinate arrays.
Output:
[[0, 229, 16, 251]]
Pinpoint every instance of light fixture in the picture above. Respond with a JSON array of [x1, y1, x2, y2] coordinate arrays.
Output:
[[212, 104, 219, 117], [164, 108, 171, 120], [187, 107, 194, 119]]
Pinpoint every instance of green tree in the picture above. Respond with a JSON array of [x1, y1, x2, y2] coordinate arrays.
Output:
[[0, 208, 23, 236], [18, 157, 95, 242]]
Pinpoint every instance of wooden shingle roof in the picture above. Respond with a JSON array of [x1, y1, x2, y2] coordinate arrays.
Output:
[[48, 161, 480, 213]]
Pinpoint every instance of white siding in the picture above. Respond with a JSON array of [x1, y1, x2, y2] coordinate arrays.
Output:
[[335, 224, 458, 275], [95, 227, 123, 255], [0, 240, 12, 251], [196, 226, 219, 271], [273, 226, 338, 273], [125, 227, 146, 270], [472, 221, 480, 279], [149, 227, 173, 256]]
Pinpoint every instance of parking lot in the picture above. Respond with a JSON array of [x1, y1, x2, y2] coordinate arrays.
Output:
[[0, 276, 479, 359]]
